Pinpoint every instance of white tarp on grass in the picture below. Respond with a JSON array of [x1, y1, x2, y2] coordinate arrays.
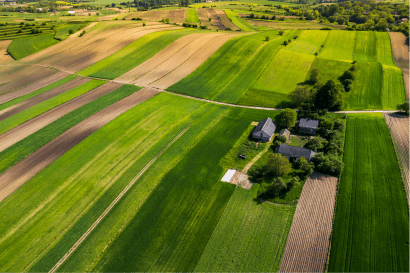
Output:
[[221, 169, 236, 182]]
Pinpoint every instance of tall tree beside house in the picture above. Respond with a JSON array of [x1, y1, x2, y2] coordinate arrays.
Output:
[[314, 79, 344, 110], [274, 108, 297, 128]]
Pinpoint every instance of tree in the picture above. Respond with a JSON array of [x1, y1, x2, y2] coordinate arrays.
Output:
[[266, 36, 270, 41], [68, 29, 74, 34], [265, 153, 291, 177], [289, 85, 311, 107], [275, 108, 297, 128], [397, 101, 409, 115], [314, 80, 344, 110], [279, 30, 284, 36], [296, 157, 314, 176], [310, 67, 320, 83], [304, 137, 325, 151]]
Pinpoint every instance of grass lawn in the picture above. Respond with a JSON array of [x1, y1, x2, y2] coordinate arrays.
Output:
[[353, 31, 377, 62], [288, 135, 308, 147], [79, 29, 195, 79], [286, 30, 329, 55], [0, 79, 105, 135], [7, 34, 59, 60], [194, 185, 295, 272], [0, 85, 141, 175], [328, 114, 409, 272], [186, 8, 199, 23], [319, 30, 356, 61]]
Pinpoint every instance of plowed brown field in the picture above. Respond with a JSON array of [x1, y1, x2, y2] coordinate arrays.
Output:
[[279, 172, 338, 273], [116, 33, 207, 83], [133, 33, 223, 86], [215, 9, 239, 31], [197, 8, 213, 29], [384, 113, 409, 202], [0, 65, 57, 95], [152, 33, 238, 89], [124, 9, 186, 24], [0, 87, 159, 203], [0, 82, 122, 152], [0, 77, 88, 121], [0, 71, 70, 104], [389, 32, 409, 98], [0, 40, 13, 63], [22, 22, 180, 72], [207, 9, 225, 30]]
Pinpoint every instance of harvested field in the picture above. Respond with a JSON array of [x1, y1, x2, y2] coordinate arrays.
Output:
[[279, 172, 338, 273], [22, 23, 180, 72], [69, 22, 98, 38], [0, 71, 70, 104], [132, 33, 224, 86], [125, 9, 186, 24], [151, 34, 238, 89], [116, 32, 207, 83], [0, 82, 122, 152], [0, 65, 57, 95], [207, 9, 225, 30], [0, 87, 159, 203], [389, 32, 409, 98], [0, 77, 88, 121], [384, 113, 409, 202], [197, 8, 213, 28], [214, 9, 239, 31], [0, 40, 13, 63]]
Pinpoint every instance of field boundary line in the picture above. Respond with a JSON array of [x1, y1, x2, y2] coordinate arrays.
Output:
[[85, 110, 228, 271], [48, 127, 190, 273]]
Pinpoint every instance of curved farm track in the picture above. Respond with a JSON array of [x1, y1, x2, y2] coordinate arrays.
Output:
[[0, 40, 13, 64], [279, 172, 338, 273], [0, 87, 159, 203]]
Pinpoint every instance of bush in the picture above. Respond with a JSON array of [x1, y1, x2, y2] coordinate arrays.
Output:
[[266, 177, 287, 197], [311, 153, 343, 176], [321, 27, 332, 30], [266, 153, 291, 177], [296, 158, 314, 176], [200, 25, 208, 29], [132, 17, 142, 20], [284, 40, 288, 46], [68, 29, 74, 34], [304, 137, 325, 151], [143, 22, 146, 26], [286, 176, 300, 190], [79, 30, 86, 37], [321, 118, 334, 130], [278, 135, 287, 143], [279, 30, 284, 36], [226, 27, 232, 31]]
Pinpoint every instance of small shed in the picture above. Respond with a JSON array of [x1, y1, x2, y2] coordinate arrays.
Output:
[[275, 144, 316, 162], [299, 118, 319, 135], [279, 129, 290, 140], [252, 117, 276, 142], [68, 10, 75, 14]]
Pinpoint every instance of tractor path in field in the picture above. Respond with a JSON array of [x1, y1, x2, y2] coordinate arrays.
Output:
[[48, 125, 187, 273], [0, 77, 89, 121], [0, 40, 13, 63], [69, 22, 99, 38], [0, 87, 159, 203], [0, 82, 122, 152]]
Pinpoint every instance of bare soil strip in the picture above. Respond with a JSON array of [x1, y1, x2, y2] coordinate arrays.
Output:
[[133, 33, 223, 86], [151, 33, 238, 89], [207, 9, 225, 30], [69, 22, 99, 38], [0, 66, 57, 96], [49, 125, 187, 273], [116, 33, 208, 83], [388, 32, 409, 98], [124, 9, 186, 24], [0, 82, 122, 152], [214, 9, 239, 31], [279, 172, 338, 273], [384, 113, 409, 203], [0, 71, 72, 104], [0, 40, 13, 63], [0, 77, 89, 121], [0, 87, 159, 203]]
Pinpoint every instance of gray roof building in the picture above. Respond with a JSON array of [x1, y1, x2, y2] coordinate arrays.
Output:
[[252, 117, 276, 142], [275, 144, 316, 162], [299, 119, 319, 135]]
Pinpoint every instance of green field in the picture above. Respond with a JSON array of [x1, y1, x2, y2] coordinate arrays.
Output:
[[186, 8, 199, 23], [54, 23, 87, 40], [194, 185, 294, 272], [224, 9, 255, 31], [328, 114, 409, 272], [0, 85, 140, 175], [319, 30, 356, 61], [307, 57, 351, 85], [7, 34, 59, 60], [353, 31, 377, 62], [381, 65, 406, 109], [286, 30, 329, 55], [79, 29, 195, 79], [168, 31, 277, 99], [375, 32, 395, 66], [0, 75, 77, 113], [0, 79, 105, 135]]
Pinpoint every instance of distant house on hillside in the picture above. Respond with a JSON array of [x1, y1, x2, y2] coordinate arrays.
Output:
[[68, 10, 75, 14], [278, 129, 290, 140], [252, 117, 276, 142], [298, 118, 319, 135], [276, 144, 316, 162]]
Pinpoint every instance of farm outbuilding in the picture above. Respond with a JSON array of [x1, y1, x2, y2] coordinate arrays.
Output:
[[298, 118, 319, 135], [279, 129, 290, 140], [252, 117, 276, 142], [275, 144, 316, 162]]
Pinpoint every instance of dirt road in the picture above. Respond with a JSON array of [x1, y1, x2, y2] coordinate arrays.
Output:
[[0, 87, 159, 203], [389, 32, 409, 98]]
